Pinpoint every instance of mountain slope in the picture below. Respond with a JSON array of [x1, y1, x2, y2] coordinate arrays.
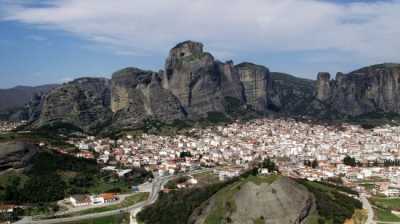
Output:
[[0, 84, 58, 111]]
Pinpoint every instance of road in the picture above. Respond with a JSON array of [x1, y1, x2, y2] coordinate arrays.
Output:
[[14, 169, 210, 224], [361, 194, 376, 224]]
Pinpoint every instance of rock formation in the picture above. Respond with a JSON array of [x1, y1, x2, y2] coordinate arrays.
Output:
[[163, 41, 245, 118], [268, 72, 315, 114], [36, 78, 113, 132], [111, 67, 185, 130], [27, 40, 400, 133], [315, 63, 400, 116], [236, 62, 270, 111]]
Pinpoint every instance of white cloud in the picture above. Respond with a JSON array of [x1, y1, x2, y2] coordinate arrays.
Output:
[[2, 0, 400, 65]]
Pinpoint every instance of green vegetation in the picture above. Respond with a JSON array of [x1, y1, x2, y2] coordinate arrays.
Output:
[[204, 181, 242, 224], [137, 177, 239, 224], [192, 171, 220, 186], [60, 213, 130, 224], [343, 155, 358, 167], [164, 176, 190, 190], [260, 158, 279, 173], [346, 112, 400, 129], [206, 112, 231, 124], [253, 217, 265, 224], [370, 197, 400, 210], [107, 119, 193, 139], [246, 175, 280, 185], [0, 151, 151, 206], [297, 180, 362, 224], [369, 197, 400, 222], [138, 173, 279, 224], [374, 207, 400, 222]]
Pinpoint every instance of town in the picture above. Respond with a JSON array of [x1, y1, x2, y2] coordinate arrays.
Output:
[[59, 118, 400, 198], [0, 121, 26, 133]]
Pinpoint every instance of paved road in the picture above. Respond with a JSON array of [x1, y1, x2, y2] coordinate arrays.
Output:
[[361, 194, 376, 224], [14, 169, 210, 224]]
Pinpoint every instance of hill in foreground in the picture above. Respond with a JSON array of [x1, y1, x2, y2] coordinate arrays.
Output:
[[137, 174, 363, 224]]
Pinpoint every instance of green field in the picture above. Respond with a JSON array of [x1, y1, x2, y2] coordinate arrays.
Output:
[[374, 207, 400, 222], [369, 197, 400, 222], [370, 197, 400, 210]]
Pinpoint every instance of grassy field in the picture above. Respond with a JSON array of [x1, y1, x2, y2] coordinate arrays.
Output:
[[60, 213, 130, 224], [374, 208, 400, 222], [369, 197, 400, 222], [192, 171, 220, 186], [49, 193, 149, 219], [370, 197, 400, 210]]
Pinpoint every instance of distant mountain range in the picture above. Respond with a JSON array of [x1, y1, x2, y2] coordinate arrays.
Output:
[[1, 41, 399, 133], [0, 84, 58, 111], [0, 84, 58, 120]]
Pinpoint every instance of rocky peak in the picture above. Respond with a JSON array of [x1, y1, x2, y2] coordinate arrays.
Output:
[[162, 41, 226, 116], [316, 72, 331, 101], [168, 40, 204, 60]]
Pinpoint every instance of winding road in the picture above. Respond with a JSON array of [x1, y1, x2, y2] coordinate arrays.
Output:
[[361, 194, 376, 224]]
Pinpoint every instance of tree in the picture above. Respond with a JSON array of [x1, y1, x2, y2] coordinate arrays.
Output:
[[261, 158, 278, 172], [312, 159, 319, 169], [343, 155, 357, 167]]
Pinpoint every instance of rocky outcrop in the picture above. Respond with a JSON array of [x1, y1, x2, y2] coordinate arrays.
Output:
[[36, 78, 113, 132], [268, 72, 315, 114], [163, 41, 245, 118], [315, 63, 400, 116], [111, 67, 185, 130], [0, 141, 38, 172], [236, 62, 270, 111]]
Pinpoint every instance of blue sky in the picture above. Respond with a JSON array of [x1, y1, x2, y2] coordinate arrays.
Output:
[[0, 0, 399, 88]]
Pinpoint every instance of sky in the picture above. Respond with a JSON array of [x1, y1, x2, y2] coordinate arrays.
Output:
[[0, 0, 399, 88]]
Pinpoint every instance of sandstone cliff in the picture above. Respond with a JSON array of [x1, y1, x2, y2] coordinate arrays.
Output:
[[236, 62, 270, 111], [315, 63, 400, 116], [268, 72, 315, 114], [29, 41, 400, 133], [35, 78, 112, 132], [111, 67, 185, 130], [163, 41, 245, 118]]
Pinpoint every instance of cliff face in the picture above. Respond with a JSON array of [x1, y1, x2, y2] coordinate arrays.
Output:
[[111, 67, 185, 130], [236, 62, 270, 111], [315, 63, 400, 116], [163, 41, 245, 118], [268, 72, 315, 114], [0, 84, 59, 121], [36, 78, 113, 132]]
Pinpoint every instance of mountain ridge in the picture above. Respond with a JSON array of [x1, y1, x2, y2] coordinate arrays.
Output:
[[1, 41, 398, 133]]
